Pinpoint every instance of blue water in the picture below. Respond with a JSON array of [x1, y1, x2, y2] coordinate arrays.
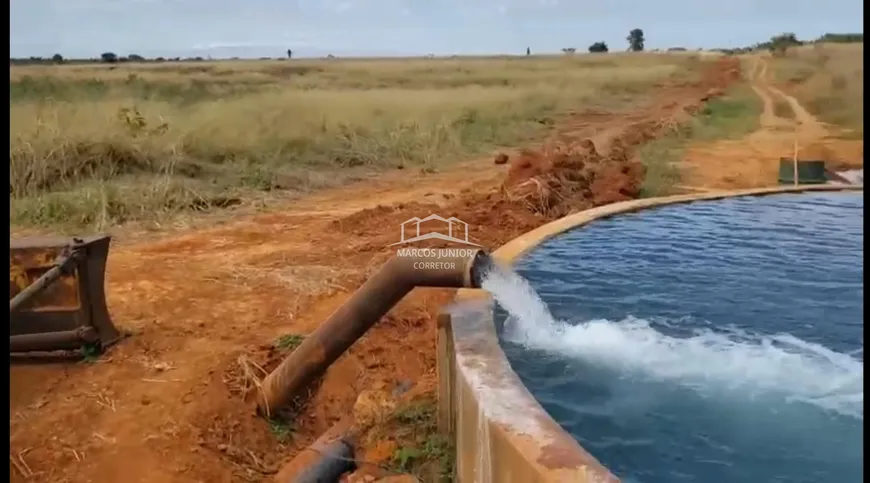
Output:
[[493, 192, 864, 483]]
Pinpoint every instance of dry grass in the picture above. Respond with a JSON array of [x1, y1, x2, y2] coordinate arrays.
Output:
[[10, 54, 706, 231], [770, 43, 864, 137]]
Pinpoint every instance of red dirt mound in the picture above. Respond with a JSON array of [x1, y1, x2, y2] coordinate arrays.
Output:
[[501, 136, 642, 217], [330, 57, 743, 253], [483, 58, 740, 224], [328, 57, 742, 253]]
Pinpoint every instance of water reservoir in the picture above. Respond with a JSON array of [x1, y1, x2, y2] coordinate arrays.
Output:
[[496, 191, 863, 483]]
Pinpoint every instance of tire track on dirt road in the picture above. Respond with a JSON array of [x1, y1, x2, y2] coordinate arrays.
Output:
[[750, 56, 793, 131], [748, 55, 830, 138], [754, 55, 829, 137]]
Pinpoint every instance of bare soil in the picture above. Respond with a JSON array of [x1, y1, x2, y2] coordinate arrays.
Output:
[[12, 57, 744, 483]]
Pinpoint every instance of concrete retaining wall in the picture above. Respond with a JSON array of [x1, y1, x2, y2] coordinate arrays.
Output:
[[437, 184, 863, 483]]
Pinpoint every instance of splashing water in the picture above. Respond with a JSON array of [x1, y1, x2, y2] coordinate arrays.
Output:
[[479, 193, 863, 482], [836, 169, 864, 185], [481, 263, 863, 420]]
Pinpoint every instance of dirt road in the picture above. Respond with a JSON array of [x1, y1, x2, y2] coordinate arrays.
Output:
[[680, 55, 863, 190], [11, 57, 742, 483]]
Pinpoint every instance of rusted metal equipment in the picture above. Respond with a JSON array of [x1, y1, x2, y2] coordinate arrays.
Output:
[[10, 235, 122, 354], [256, 248, 493, 417]]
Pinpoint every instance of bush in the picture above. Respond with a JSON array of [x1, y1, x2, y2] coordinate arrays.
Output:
[[588, 42, 609, 53]]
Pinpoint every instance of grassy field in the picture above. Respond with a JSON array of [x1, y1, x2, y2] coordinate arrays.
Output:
[[10, 54, 705, 231], [638, 84, 762, 196], [770, 43, 864, 137]]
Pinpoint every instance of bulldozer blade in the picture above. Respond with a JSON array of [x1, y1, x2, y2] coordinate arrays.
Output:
[[10, 235, 122, 354]]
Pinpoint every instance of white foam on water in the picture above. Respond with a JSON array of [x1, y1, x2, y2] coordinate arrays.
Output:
[[837, 169, 864, 185], [481, 263, 864, 420]]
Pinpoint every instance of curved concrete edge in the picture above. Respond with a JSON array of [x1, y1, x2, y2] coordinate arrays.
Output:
[[437, 184, 863, 483]]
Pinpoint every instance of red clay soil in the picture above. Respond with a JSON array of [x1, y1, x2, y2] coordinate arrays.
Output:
[[9, 57, 741, 483]]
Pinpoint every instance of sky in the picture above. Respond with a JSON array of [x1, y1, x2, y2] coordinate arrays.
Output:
[[10, 0, 865, 59]]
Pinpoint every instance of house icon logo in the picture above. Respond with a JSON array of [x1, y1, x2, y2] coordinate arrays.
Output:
[[390, 214, 481, 247]]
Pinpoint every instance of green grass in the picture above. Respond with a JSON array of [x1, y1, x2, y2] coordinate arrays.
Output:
[[388, 398, 454, 482], [639, 86, 762, 197], [268, 417, 295, 444], [274, 334, 305, 352]]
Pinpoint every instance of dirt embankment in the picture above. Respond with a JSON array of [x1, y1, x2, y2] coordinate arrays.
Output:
[[339, 58, 741, 252], [10, 57, 741, 483]]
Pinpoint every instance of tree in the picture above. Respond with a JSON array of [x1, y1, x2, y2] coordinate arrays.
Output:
[[769, 32, 801, 56], [771, 32, 799, 46], [627, 28, 645, 52], [817, 32, 863, 43], [127, 54, 145, 62], [561, 47, 577, 55], [588, 42, 608, 53], [51, 53, 64, 64], [526, 47, 531, 56], [287, 49, 293, 59], [100, 52, 118, 63]]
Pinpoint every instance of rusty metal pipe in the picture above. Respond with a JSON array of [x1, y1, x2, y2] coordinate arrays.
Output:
[[257, 249, 493, 417], [294, 439, 356, 483], [292, 440, 354, 483], [9, 327, 98, 353], [273, 417, 356, 483]]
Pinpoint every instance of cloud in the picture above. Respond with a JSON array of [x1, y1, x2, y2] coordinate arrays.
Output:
[[191, 41, 261, 50], [321, 0, 354, 13]]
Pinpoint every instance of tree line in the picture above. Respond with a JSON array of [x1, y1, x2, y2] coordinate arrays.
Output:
[[9, 31, 863, 66], [563, 31, 862, 56], [11, 52, 206, 65], [9, 49, 297, 66], [708, 32, 863, 56]]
